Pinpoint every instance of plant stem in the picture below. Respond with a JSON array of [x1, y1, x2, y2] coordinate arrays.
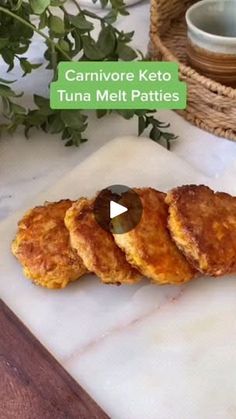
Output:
[[51, 43, 58, 81], [0, 6, 72, 62]]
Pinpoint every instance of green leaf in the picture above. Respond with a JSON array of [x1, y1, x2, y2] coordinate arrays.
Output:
[[71, 30, 82, 54], [49, 15, 65, 35], [1, 97, 11, 117], [26, 110, 47, 127], [0, 38, 8, 50], [65, 139, 74, 147], [0, 78, 16, 84], [11, 103, 26, 115], [30, 0, 50, 14], [138, 116, 146, 135], [1, 49, 15, 72], [161, 132, 178, 141], [0, 84, 21, 98], [118, 7, 129, 16], [61, 128, 70, 140], [69, 14, 94, 31], [137, 109, 155, 116], [96, 109, 107, 119], [34, 95, 53, 115], [134, 109, 148, 116], [82, 36, 105, 60], [50, 0, 66, 5], [99, 0, 108, 8], [120, 31, 134, 43], [47, 113, 65, 133], [117, 42, 137, 61], [161, 131, 175, 138], [39, 11, 48, 29], [58, 39, 70, 52], [117, 109, 135, 119], [82, 9, 99, 19], [150, 126, 161, 143], [11, 0, 24, 10], [16, 44, 30, 55], [71, 131, 81, 147], [104, 9, 118, 24], [20, 59, 42, 76], [110, 0, 126, 8], [97, 26, 116, 56], [61, 111, 87, 130], [34, 95, 49, 108]]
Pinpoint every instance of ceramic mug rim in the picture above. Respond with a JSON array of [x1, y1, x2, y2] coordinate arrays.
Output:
[[186, 0, 236, 43]]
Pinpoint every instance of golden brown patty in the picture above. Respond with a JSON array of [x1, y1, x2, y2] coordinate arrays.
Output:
[[12, 200, 87, 289], [65, 198, 140, 285], [166, 184, 236, 276], [113, 188, 196, 285]]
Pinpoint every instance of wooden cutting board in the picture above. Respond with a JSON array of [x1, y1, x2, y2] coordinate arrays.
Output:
[[0, 299, 108, 419]]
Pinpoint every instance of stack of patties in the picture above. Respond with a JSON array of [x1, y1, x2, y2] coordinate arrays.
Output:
[[12, 185, 236, 289]]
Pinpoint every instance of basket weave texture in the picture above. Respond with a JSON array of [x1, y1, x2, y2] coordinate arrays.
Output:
[[149, 0, 236, 141]]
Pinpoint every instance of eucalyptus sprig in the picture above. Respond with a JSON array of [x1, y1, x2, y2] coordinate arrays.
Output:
[[0, 0, 177, 149]]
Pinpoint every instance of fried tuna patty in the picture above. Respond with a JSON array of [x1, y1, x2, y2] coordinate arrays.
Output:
[[12, 200, 87, 289], [65, 198, 140, 285], [113, 188, 196, 284], [166, 185, 236, 276]]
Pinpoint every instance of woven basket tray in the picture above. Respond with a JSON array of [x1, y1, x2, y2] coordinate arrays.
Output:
[[149, 0, 236, 141]]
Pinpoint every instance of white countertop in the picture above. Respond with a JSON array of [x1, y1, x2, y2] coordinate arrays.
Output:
[[1, 0, 236, 220]]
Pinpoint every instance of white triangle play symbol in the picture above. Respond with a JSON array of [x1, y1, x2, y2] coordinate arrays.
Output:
[[110, 200, 128, 219]]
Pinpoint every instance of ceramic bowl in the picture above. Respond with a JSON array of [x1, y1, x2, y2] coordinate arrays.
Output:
[[186, 0, 236, 85]]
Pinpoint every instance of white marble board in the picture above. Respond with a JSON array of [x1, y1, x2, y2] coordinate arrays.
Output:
[[0, 136, 236, 419]]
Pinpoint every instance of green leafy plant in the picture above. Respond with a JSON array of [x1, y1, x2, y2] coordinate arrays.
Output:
[[0, 0, 177, 149]]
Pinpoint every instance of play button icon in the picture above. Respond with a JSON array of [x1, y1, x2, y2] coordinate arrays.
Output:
[[94, 184, 143, 234], [110, 201, 128, 219]]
